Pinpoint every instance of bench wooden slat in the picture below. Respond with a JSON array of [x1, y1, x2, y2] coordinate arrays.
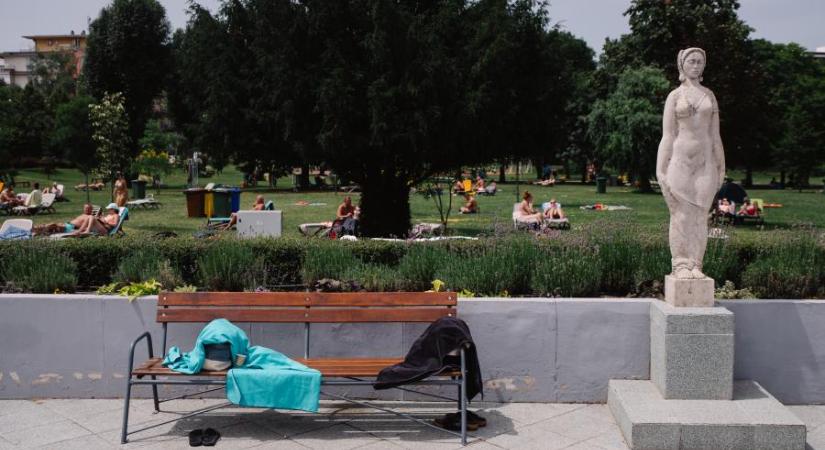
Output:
[[132, 357, 458, 378], [157, 307, 454, 323], [159, 292, 456, 307]]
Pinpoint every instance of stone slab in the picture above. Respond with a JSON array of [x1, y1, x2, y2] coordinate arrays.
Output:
[[651, 301, 734, 400], [665, 275, 715, 307], [607, 379, 806, 450]]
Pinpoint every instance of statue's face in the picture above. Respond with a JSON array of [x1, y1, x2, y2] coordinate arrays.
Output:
[[683, 52, 705, 80]]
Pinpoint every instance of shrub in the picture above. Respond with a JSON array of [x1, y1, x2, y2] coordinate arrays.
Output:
[[114, 249, 183, 289], [741, 232, 824, 298], [197, 240, 266, 291], [531, 244, 602, 297], [703, 235, 742, 286], [436, 237, 537, 296], [396, 245, 451, 291], [301, 243, 359, 284], [2, 245, 78, 293]]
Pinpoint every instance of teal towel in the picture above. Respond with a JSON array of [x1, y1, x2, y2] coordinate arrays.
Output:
[[162, 319, 321, 412]]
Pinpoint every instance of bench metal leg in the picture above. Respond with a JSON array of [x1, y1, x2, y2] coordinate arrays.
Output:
[[122, 332, 154, 444], [121, 379, 132, 444], [151, 376, 160, 412], [460, 348, 467, 446]]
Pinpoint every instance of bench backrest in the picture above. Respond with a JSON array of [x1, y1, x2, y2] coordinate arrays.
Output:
[[157, 291, 457, 324]]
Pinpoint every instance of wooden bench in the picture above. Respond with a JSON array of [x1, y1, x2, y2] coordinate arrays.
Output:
[[122, 291, 470, 445]]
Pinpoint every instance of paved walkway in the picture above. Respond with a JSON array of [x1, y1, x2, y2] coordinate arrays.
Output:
[[1, 399, 824, 449]]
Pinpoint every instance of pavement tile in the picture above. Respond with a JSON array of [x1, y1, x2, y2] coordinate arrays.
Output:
[[42, 399, 124, 418], [1, 419, 92, 448], [807, 425, 825, 450], [559, 442, 610, 450], [44, 433, 114, 450], [343, 417, 473, 449], [790, 406, 825, 431], [578, 426, 629, 450], [0, 403, 67, 434], [476, 402, 586, 427], [287, 423, 383, 450], [0, 400, 47, 418], [486, 422, 579, 450], [538, 406, 615, 442], [252, 410, 343, 438]]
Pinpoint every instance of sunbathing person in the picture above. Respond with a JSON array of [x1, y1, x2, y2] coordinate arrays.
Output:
[[475, 176, 485, 194], [459, 193, 478, 214], [33, 204, 97, 235], [517, 191, 543, 223], [221, 195, 266, 229], [335, 196, 359, 236], [73, 203, 120, 235], [0, 184, 22, 207], [543, 198, 565, 220], [453, 180, 465, 194], [738, 198, 759, 217], [24, 182, 43, 207], [533, 177, 556, 186]]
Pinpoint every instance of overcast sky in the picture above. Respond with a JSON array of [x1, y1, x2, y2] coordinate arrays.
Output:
[[0, 0, 823, 55]]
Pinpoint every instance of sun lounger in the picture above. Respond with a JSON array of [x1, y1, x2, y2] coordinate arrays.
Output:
[[48, 207, 129, 239], [12, 193, 56, 215], [541, 202, 570, 229], [0, 218, 33, 240], [298, 222, 333, 237]]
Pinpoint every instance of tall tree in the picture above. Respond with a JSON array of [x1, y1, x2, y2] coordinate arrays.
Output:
[[588, 66, 669, 192], [52, 95, 97, 203], [597, 0, 763, 183], [0, 83, 23, 180], [90, 92, 131, 193], [84, 0, 171, 155]]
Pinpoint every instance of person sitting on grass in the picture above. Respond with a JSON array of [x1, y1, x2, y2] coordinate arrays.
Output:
[[334, 196, 359, 236], [220, 195, 266, 230], [459, 193, 478, 214], [475, 176, 485, 194], [0, 184, 22, 208], [517, 191, 543, 224], [543, 198, 565, 220], [33, 204, 97, 236], [738, 198, 759, 217], [72, 203, 120, 235]]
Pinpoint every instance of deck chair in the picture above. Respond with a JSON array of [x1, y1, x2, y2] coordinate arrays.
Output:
[[541, 202, 570, 229], [264, 200, 274, 210], [0, 218, 33, 240], [12, 193, 55, 215], [462, 179, 473, 195], [109, 207, 129, 236], [512, 203, 541, 230]]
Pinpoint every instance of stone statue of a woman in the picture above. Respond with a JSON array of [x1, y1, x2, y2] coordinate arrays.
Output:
[[656, 48, 725, 280]]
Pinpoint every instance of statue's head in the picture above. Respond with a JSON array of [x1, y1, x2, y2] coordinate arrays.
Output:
[[678, 47, 706, 83]]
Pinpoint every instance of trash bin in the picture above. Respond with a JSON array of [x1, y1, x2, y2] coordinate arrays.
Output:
[[131, 180, 147, 200], [596, 177, 607, 194], [211, 188, 232, 218], [184, 188, 206, 217], [229, 188, 241, 213], [203, 191, 214, 217]]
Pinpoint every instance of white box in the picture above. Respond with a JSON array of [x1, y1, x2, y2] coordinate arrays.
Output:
[[236, 211, 282, 238]]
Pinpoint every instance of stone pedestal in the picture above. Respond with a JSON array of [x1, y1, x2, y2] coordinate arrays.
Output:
[[665, 275, 715, 307], [651, 300, 733, 400], [608, 300, 806, 449]]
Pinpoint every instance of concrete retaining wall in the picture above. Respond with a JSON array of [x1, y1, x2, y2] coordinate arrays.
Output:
[[0, 295, 823, 404]]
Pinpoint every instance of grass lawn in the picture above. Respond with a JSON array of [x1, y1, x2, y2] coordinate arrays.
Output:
[[6, 166, 824, 239]]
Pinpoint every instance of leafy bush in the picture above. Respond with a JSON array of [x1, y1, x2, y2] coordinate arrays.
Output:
[[2, 245, 78, 293], [741, 232, 824, 298], [436, 237, 537, 296]]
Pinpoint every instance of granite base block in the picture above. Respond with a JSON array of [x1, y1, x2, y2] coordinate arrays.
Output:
[[607, 379, 806, 450], [650, 300, 734, 400]]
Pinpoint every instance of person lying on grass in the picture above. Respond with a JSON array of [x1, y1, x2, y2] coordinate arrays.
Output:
[[220, 195, 266, 230], [543, 198, 565, 220], [738, 198, 759, 217], [32, 203, 98, 236]]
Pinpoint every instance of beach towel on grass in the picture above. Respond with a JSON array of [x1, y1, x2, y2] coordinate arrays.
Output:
[[163, 318, 321, 412]]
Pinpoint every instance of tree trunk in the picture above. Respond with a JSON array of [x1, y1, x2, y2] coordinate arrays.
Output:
[[298, 165, 311, 189], [359, 172, 411, 238], [637, 172, 653, 193], [744, 166, 753, 188], [84, 172, 90, 205], [498, 164, 506, 183], [534, 158, 543, 180], [780, 171, 785, 188]]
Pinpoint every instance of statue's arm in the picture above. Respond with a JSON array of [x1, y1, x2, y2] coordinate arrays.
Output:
[[656, 91, 677, 188], [710, 91, 725, 187]]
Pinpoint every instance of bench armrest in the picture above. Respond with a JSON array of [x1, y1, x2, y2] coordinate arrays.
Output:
[[128, 332, 155, 377]]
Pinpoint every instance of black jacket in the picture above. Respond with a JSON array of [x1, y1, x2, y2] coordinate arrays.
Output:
[[374, 316, 483, 400]]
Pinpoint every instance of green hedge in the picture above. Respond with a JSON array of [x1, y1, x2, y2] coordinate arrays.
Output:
[[1, 229, 823, 298]]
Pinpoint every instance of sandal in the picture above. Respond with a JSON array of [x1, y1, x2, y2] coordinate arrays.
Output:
[[433, 411, 486, 431], [188, 429, 203, 447], [202, 428, 221, 447]]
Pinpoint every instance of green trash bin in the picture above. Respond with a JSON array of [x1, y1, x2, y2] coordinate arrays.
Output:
[[211, 188, 232, 218], [131, 180, 147, 200], [596, 176, 607, 194]]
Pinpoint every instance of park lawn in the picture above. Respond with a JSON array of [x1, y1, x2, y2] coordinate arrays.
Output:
[[7, 167, 824, 239]]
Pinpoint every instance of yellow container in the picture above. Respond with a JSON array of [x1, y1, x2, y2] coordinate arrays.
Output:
[[204, 192, 214, 217]]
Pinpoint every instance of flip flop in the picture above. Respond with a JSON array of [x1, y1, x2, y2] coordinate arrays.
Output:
[[188, 429, 203, 447], [202, 428, 221, 447]]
